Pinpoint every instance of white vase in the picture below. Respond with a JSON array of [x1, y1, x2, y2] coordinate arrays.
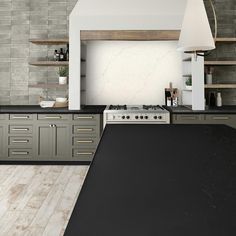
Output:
[[59, 76, 67, 85], [206, 74, 212, 84]]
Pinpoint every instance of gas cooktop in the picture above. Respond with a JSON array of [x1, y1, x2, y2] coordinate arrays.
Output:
[[108, 105, 165, 112]]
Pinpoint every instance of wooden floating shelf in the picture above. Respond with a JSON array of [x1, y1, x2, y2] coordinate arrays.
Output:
[[204, 61, 236, 66], [215, 38, 236, 42], [204, 84, 236, 89], [80, 30, 180, 41], [29, 83, 68, 89], [183, 57, 191, 62], [29, 61, 69, 66], [182, 74, 192, 77], [30, 39, 69, 44]]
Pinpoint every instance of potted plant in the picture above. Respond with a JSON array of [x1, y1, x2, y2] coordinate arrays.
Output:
[[58, 66, 69, 85], [185, 77, 192, 90]]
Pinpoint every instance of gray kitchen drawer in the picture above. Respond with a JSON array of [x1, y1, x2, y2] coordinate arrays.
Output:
[[8, 148, 32, 159], [73, 114, 99, 123], [8, 136, 32, 146], [10, 114, 33, 120], [204, 114, 236, 128], [73, 136, 99, 147], [37, 114, 70, 121], [172, 114, 205, 124], [0, 114, 7, 120], [9, 125, 33, 134], [73, 125, 99, 136], [72, 148, 95, 161]]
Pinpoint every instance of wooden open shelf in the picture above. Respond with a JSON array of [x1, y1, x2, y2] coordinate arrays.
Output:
[[30, 39, 69, 44], [215, 38, 236, 42], [204, 61, 236, 66], [29, 61, 69, 66], [29, 83, 68, 89], [205, 84, 236, 89], [80, 30, 180, 41]]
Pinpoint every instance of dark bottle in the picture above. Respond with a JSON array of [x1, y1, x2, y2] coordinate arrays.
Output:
[[66, 44, 69, 61], [59, 48, 65, 61], [209, 92, 216, 107], [54, 50, 60, 61]]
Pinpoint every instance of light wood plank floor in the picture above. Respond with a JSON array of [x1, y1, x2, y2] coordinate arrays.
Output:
[[0, 165, 89, 236]]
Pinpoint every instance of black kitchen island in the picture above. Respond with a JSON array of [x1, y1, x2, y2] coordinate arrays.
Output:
[[65, 124, 236, 236]]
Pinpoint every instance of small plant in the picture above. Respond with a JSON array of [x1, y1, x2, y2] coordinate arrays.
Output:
[[185, 77, 192, 86], [58, 66, 69, 77]]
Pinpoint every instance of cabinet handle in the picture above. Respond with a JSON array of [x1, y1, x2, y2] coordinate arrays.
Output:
[[181, 116, 197, 120], [76, 152, 94, 155], [12, 151, 29, 155], [76, 116, 93, 119], [12, 128, 29, 131], [12, 116, 29, 119], [44, 116, 62, 119], [12, 140, 29, 143], [212, 116, 229, 120], [77, 140, 93, 143], [77, 128, 93, 131]]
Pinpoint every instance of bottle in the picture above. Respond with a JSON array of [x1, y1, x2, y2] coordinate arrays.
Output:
[[66, 44, 69, 61], [59, 48, 65, 61], [209, 92, 216, 107], [54, 50, 58, 61], [216, 92, 222, 107]]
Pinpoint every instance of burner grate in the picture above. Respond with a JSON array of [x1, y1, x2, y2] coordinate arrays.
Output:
[[109, 105, 127, 110]]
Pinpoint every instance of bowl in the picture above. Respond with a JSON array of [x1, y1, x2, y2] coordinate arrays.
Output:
[[56, 97, 67, 103]]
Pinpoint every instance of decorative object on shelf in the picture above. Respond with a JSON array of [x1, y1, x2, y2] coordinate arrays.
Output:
[[216, 92, 222, 107], [58, 66, 69, 85], [178, 0, 217, 59], [39, 100, 55, 108], [56, 97, 68, 103], [54, 50, 60, 61], [205, 66, 214, 84], [209, 92, 216, 107], [185, 77, 192, 90]]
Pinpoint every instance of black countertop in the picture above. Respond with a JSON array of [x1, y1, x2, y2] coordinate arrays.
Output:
[[65, 124, 236, 236], [0, 105, 106, 114], [164, 105, 236, 114]]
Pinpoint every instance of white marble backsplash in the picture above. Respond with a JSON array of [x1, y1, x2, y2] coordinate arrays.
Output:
[[85, 41, 182, 105]]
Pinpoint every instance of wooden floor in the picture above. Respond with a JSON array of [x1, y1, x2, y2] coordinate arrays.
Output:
[[0, 165, 89, 236]]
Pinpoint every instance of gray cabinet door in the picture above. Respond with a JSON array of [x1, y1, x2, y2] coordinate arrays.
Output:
[[53, 124, 71, 159], [35, 124, 54, 159]]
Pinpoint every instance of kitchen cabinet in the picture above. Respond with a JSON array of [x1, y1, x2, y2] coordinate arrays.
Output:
[[172, 113, 236, 129], [35, 123, 71, 160], [0, 112, 102, 162]]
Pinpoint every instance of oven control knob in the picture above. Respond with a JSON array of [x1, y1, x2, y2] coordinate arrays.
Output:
[[158, 116, 162, 120], [154, 116, 157, 119], [145, 116, 148, 119], [135, 116, 139, 119], [122, 116, 125, 119], [126, 116, 130, 119], [140, 116, 143, 119]]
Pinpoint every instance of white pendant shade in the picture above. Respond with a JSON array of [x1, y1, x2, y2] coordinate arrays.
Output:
[[178, 0, 215, 52]]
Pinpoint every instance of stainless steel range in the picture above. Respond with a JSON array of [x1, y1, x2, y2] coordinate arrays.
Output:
[[103, 105, 170, 127]]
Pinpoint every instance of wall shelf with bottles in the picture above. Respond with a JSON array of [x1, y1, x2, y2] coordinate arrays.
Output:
[[28, 83, 68, 89], [215, 38, 236, 42], [204, 61, 236, 66]]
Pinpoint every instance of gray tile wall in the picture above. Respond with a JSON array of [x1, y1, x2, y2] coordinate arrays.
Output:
[[0, 0, 235, 105], [0, 0, 77, 105], [205, 0, 236, 105]]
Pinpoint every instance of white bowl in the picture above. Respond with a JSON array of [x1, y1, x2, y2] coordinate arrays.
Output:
[[56, 97, 67, 103]]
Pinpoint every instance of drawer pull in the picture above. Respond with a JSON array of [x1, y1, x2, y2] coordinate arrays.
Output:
[[12, 140, 29, 143], [77, 152, 94, 155], [77, 140, 93, 143], [44, 116, 62, 119], [76, 116, 93, 120], [12, 116, 29, 119], [12, 128, 29, 131], [77, 128, 93, 131], [12, 151, 29, 155], [212, 116, 229, 120]]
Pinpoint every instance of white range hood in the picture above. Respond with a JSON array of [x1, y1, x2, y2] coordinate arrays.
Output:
[[69, 0, 188, 110]]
